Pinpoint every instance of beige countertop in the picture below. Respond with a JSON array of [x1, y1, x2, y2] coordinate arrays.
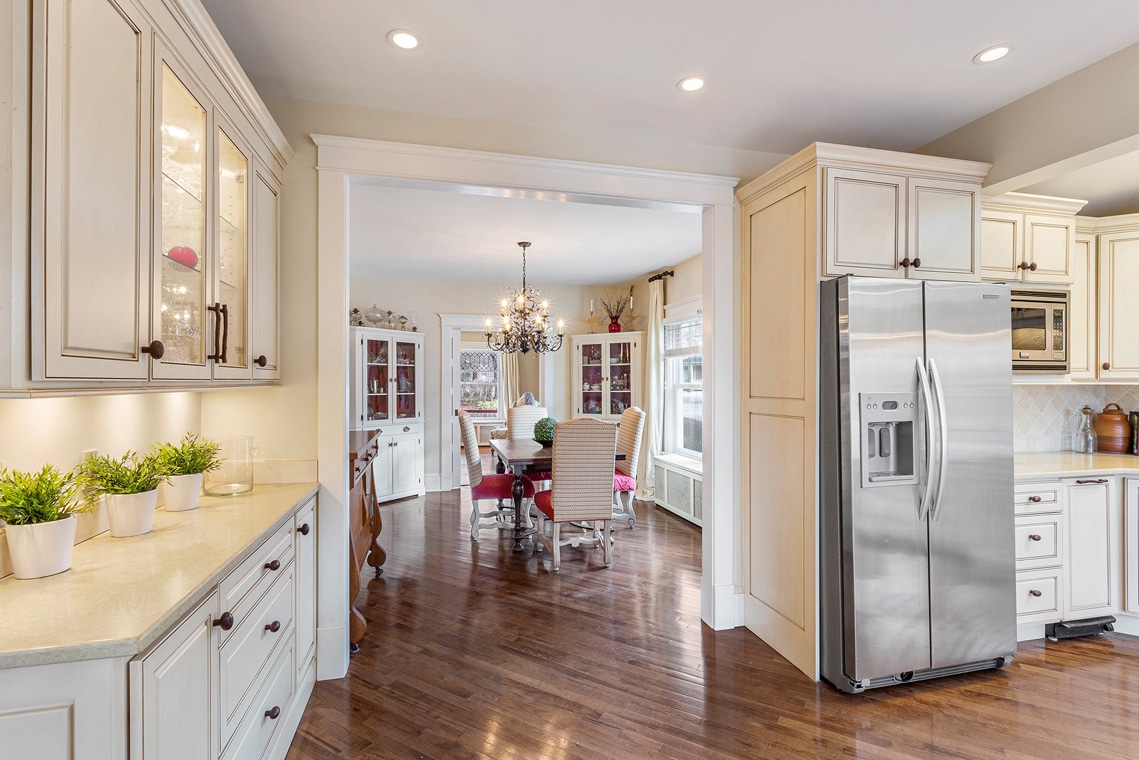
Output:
[[1015, 451, 1139, 479], [0, 482, 318, 669]]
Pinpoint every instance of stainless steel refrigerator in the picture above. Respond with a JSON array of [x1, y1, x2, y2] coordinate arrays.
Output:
[[820, 275, 1016, 693]]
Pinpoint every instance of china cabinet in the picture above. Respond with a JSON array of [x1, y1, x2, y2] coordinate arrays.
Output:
[[571, 332, 643, 420]]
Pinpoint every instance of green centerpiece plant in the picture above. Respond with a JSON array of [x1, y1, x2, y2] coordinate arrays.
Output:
[[534, 417, 558, 447], [153, 433, 221, 512], [0, 464, 92, 579], [83, 451, 170, 537]]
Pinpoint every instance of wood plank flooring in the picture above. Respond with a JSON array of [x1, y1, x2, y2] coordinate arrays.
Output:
[[287, 490, 1139, 759]]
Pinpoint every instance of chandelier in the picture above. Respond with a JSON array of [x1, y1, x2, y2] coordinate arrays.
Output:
[[486, 242, 566, 354]]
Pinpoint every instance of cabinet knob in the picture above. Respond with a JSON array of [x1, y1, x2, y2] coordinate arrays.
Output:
[[1028, 534, 1041, 542], [1018, 261, 1030, 270], [255, 354, 267, 367], [911, 257, 921, 269], [1028, 495, 1042, 503], [265, 620, 281, 633], [1103, 362, 1111, 371], [213, 612, 234, 631], [900, 257, 911, 268], [141, 340, 165, 359], [297, 523, 310, 536], [1029, 262, 1038, 272], [1029, 589, 1043, 598], [265, 706, 281, 720], [264, 559, 281, 572]]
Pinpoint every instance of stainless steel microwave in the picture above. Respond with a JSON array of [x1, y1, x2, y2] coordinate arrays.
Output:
[[1011, 289, 1069, 373]]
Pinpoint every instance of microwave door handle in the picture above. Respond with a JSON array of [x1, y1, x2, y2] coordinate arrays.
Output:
[[916, 357, 937, 523], [929, 358, 951, 522]]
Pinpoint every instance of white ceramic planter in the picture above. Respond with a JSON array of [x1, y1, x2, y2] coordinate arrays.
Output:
[[105, 490, 158, 537], [3, 515, 77, 579], [162, 473, 203, 512]]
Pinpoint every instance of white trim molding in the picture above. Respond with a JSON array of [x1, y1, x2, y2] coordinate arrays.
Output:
[[664, 294, 702, 321], [439, 313, 488, 492]]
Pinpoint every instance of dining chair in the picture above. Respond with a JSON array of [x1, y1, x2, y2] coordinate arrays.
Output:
[[533, 417, 618, 571], [613, 406, 645, 528], [490, 394, 544, 440], [458, 411, 534, 541]]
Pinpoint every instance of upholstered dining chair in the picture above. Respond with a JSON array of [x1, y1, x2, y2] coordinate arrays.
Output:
[[533, 417, 618, 571], [490, 395, 544, 440], [458, 410, 534, 541], [613, 406, 645, 528]]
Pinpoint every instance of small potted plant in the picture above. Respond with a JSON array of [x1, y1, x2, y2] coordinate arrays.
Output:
[[0, 464, 92, 579], [534, 417, 558, 447], [153, 433, 221, 512], [82, 452, 170, 537]]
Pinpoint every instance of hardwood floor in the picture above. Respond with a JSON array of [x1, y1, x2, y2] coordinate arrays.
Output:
[[287, 491, 1139, 759]]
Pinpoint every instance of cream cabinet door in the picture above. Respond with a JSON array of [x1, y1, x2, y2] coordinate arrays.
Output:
[[252, 169, 281, 380], [213, 121, 254, 381], [1024, 214, 1074, 284], [1068, 233, 1096, 379], [392, 431, 421, 495], [1063, 478, 1116, 617], [294, 499, 317, 682], [906, 176, 980, 281], [372, 436, 394, 499], [980, 209, 1023, 281], [824, 168, 907, 278], [32, 0, 154, 380], [1097, 231, 1139, 379]]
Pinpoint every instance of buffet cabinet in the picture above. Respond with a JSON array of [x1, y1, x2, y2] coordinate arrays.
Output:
[[571, 332, 643, 421], [2, 0, 290, 393]]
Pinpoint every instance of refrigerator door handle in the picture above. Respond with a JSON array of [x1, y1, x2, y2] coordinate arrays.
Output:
[[916, 357, 937, 523], [928, 357, 951, 522]]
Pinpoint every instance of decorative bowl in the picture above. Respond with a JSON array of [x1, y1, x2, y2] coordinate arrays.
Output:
[[534, 438, 553, 448]]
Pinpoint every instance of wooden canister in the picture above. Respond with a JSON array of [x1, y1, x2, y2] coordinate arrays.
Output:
[[1095, 403, 1131, 453]]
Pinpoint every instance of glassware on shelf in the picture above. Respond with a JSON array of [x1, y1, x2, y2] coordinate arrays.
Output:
[[410, 312, 419, 332], [1075, 406, 1097, 453], [364, 305, 384, 326], [398, 315, 408, 331]]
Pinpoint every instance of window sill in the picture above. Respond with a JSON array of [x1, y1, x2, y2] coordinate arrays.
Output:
[[656, 452, 702, 474]]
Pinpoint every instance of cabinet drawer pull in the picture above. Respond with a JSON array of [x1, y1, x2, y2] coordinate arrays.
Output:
[[403, 426, 411, 433], [208, 303, 222, 362], [1103, 362, 1111, 371], [900, 257, 911, 268], [1075, 479, 1108, 485], [265, 620, 281, 633], [1018, 261, 1030, 270], [265, 559, 281, 572], [1028, 534, 1041, 542], [297, 523, 310, 536], [255, 354, 267, 367], [1028, 262, 1038, 272], [213, 612, 234, 631], [911, 257, 921, 269], [265, 706, 281, 720], [141, 340, 165, 359], [1028, 495, 1042, 503], [1029, 589, 1043, 597]]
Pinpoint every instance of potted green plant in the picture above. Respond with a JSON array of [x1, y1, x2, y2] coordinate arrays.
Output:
[[534, 417, 558, 447], [82, 452, 170, 537], [153, 433, 221, 512], [0, 464, 92, 579]]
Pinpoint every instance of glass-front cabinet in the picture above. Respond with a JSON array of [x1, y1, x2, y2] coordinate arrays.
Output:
[[214, 125, 250, 376], [352, 327, 424, 429], [572, 333, 643, 421]]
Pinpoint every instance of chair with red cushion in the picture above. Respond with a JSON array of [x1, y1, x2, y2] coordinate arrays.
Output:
[[533, 417, 618, 571], [613, 406, 645, 528], [459, 411, 534, 541]]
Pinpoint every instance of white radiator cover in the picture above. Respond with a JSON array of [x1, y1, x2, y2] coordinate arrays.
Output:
[[654, 458, 703, 526]]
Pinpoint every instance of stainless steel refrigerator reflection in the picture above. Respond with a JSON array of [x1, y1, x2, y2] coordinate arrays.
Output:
[[820, 276, 1016, 693]]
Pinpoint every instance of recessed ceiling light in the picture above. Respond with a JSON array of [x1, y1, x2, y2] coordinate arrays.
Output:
[[387, 29, 421, 50], [678, 76, 705, 92], [973, 44, 1013, 64]]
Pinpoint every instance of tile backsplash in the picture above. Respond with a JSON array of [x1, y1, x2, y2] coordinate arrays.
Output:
[[1013, 384, 1139, 451]]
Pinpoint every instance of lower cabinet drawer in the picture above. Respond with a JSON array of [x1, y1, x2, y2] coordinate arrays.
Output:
[[1016, 569, 1061, 623], [1014, 483, 1061, 515], [1014, 517, 1061, 569], [222, 638, 295, 760], [220, 564, 295, 735]]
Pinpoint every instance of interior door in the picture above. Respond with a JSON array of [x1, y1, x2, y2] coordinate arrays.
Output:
[[923, 281, 1016, 668]]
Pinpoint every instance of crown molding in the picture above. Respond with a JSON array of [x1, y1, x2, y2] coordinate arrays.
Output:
[[982, 191, 1088, 215]]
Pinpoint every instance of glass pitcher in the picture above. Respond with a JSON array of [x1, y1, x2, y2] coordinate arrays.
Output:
[[1075, 406, 1097, 454]]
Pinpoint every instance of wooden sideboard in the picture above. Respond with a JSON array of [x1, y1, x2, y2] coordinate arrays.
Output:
[[348, 429, 387, 651]]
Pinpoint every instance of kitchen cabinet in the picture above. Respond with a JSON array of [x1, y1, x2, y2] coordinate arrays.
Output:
[[252, 170, 282, 380], [294, 504, 316, 683], [351, 327, 424, 429], [823, 166, 981, 281], [572, 332, 643, 420], [1096, 219, 1139, 380], [370, 427, 424, 503], [1063, 477, 1117, 617], [980, 193, 1084, 285], [1126, 478, 1139, 615], [1068, 227, 1097, 380]]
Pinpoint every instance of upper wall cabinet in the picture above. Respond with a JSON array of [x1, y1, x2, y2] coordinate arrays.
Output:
[[17, 0, 292, 393], [822, 152, 986, 282], [980, 193, 1086, 285]]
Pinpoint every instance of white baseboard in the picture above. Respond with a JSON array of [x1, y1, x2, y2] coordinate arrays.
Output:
[[316, 624, 347, 680], [1111, 612, 1139, 636], [700, 577, 740, 630], [1017, 623, 1046, 642], [426, 472, 444, 492]]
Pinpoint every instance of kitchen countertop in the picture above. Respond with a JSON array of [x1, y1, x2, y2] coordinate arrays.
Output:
[[1015, 451, 1139, 479], [0, 482, 318, 670]]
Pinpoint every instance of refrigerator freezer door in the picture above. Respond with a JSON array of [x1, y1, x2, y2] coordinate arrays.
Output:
[[840, 278, 932, 681], [923, 281, 1017, 668]]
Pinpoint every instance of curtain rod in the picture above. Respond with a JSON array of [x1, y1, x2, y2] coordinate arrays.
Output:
[[647, 270, 674, 283]]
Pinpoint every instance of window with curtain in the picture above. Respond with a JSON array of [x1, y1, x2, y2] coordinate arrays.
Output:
[[663, 316, 702, 458], [459, 349, 505, 420]]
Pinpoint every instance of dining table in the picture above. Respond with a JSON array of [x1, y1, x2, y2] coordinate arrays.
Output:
[[488, 437, 625, 552]]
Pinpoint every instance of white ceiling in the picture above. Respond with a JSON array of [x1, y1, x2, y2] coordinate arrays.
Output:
[[348, 185, 702, 284], [199, 0, 1139, 156], [1021, 151, 1139, 217]]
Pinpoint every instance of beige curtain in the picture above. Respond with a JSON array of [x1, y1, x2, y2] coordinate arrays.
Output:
[[503, 352, 520, 412], [637, 279, 664, 500]]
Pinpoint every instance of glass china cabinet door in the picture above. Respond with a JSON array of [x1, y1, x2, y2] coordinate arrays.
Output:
[[608, 338, 634, 418], [579, 340, 604, 416], [365, 337, 390, 424], [394, 340, 419, 420], [154, 61, 209, 379], [215, 127, 249, 375]]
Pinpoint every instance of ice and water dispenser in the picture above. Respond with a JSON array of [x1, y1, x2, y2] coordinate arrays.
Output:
[[859, 393, 918, 488]]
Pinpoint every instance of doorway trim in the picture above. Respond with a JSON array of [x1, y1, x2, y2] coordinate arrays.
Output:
[[315, 137, 740, 675]]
